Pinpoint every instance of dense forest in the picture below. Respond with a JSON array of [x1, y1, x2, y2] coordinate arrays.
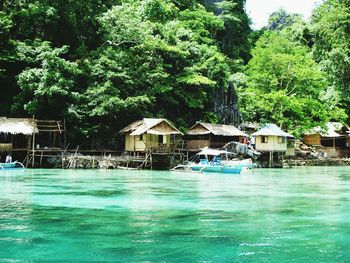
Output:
[[0, 0, 349, 145]]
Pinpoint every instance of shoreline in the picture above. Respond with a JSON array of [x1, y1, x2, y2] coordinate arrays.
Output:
[[284, 158, 350, 167]]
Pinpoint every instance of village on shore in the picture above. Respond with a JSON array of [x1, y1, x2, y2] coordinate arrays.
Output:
[[1, 116, 350, 170]]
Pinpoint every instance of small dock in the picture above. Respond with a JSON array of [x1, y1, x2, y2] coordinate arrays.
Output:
[[23, 147, 187, 170], [61, 148, 187, 169], [62, 153, 149, 169]]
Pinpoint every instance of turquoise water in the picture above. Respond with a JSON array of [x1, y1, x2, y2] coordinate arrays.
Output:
[[1, 167, 350, 262]]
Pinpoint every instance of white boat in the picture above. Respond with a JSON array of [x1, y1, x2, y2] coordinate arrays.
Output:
[[0, 161, 25, 170], [171, 147, 254, 174], [224, 158, 255, 170]]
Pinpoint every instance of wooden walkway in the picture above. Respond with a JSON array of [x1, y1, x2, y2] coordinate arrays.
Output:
[[23, 147, 187, 169]]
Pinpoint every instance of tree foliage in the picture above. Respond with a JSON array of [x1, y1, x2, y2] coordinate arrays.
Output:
[[239, 30, 346, 135], [267, 8, 303, 31], [0, 0, 349, 145], [311, 0, 350, 118], [2, 0, 242, 142]]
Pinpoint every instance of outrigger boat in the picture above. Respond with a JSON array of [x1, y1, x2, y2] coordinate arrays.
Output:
[[171, 147, 254, 174], [0, 161, 25, 170]]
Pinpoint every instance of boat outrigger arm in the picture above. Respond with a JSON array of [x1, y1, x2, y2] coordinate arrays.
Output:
[[0, 161, 25, 169]]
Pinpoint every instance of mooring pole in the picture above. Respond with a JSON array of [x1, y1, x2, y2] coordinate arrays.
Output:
[[63, 118, 67, 149], [32, 115, 36, 168]]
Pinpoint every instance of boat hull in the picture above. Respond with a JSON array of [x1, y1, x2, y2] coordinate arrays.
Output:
[[0, 161, 25, 170], [190, 165, 242, 174]]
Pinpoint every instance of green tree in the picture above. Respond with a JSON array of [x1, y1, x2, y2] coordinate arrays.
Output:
[[67, 0, 232, 139], [240, 31, 346, 135], [13, 41, 81, 119], [311, 0, 350, 117], [267, 8, 303, 31], [0, 0, 253, 145], [215, 0, 251, 61]]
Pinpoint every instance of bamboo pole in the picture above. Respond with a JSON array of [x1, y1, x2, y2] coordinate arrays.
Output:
[[63, 118, 67, 149], [40, 150, 43, 167], [32, 115, 36, 168]]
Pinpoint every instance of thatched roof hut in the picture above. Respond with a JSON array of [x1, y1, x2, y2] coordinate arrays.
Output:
[[0, 117, 38, 135], [186, 122, 247, 137], [120, 118, 183, 152], [303, 122, 350, 148], [120, 118, 183, 136], [185, 122, 247, 150]]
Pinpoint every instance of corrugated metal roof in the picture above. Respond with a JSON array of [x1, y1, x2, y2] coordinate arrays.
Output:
[[251, 123, 294, 138], [119, 118, 183, 136], [186, 122, 248, 137], [0, 117, 38, 135]]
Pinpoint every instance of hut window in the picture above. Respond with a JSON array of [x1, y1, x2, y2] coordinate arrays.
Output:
[[278, 136, 286, 143], [158, 135, 164, 144], [140, 134, 143, 141], [261, 136, 268, 143]]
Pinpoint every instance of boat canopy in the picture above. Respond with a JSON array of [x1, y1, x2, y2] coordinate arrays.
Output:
[[196, 147, 232, 156]]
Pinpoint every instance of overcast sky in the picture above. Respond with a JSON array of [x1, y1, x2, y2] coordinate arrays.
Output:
[[246, 0, 321, 29]]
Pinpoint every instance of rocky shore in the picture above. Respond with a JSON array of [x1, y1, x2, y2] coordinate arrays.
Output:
[[283, 141, 350, 166], [284, 158, 350, 166]]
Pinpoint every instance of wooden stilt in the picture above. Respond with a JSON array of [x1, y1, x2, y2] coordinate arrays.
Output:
[[40, 150, 43, 167], [32, 117, 36, 168], [63, 119, 67, 149]]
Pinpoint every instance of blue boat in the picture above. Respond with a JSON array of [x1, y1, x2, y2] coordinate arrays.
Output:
[[172, 147, 245, 174], [0, 161, 25, 170], [190, 163, 242, 174]]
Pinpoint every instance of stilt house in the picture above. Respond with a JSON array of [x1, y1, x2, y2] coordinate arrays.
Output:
[[252, 123, 294, 153], [252, 123, 294, 167], [185, 122, 248, 150], [0, 117, 66, 167], [303, 122, 350, 157], [119, 118, 183, 153], [0, 117, 38, 156]]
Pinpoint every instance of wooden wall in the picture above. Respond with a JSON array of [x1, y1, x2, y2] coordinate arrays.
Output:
[[186, 135, 243, 150], [303, 134, 321, 146], [255, 136, 287, 152], [0, 143, 12, 152], [187, 140, 210, 150], [125, 134, 171, 152]]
